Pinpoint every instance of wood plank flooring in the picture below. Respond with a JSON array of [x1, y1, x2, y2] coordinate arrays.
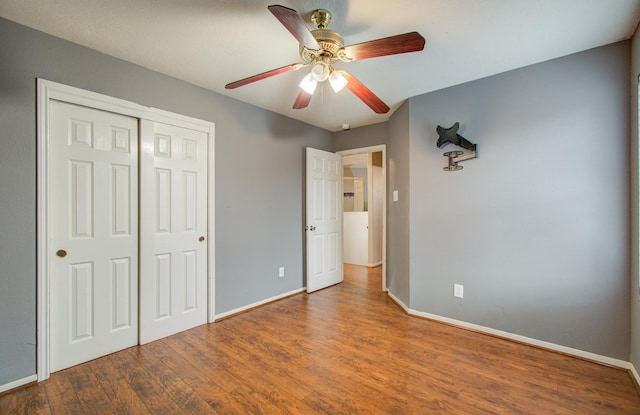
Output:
[[2, 264, 640, 414]]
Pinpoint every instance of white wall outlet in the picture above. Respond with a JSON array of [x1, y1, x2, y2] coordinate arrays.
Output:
[[393, 190, 399, 202], [454, 284, 464, 298], [279, 266, 285, 278]]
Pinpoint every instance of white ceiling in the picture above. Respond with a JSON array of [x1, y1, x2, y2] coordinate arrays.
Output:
[[2, 0, 639, 132]]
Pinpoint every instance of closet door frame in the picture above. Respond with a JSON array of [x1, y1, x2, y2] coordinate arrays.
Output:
[[36, 79, 216, 381]]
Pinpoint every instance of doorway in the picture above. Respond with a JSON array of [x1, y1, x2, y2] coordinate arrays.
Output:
[[337, 145, 387, 291]]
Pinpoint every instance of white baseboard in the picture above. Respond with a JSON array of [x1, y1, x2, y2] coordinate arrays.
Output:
[[0, 374, 37, 394], [630, 363, 640, 386], [214, 288, 305, 321], [387, 291, 410, 312], [386, 292, 631, 370]]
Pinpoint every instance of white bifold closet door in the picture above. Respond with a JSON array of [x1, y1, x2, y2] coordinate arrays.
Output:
[[49, 101, 139, 372], [139, 120, 208, 344]]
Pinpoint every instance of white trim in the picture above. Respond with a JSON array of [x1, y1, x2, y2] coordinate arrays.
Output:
[[0, 375, 37, 394], [387, 291, 410, 313], [36, 79, 216, 381], [367, 261, 383, 268], [207, 124, 216, 323], [337, 145, 387, 291], [37, 80, 211, 132], [214, 288, 305, 321], [36, 80, 51, 382], [387, 292, 632, 370], [630, 363, 640, 386]]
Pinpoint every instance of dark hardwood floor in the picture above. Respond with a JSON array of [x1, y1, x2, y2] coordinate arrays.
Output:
[[2, 264, 640, 414]]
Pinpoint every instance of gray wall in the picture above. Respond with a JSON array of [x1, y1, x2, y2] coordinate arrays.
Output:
[[388, 102, 412, 304], [0, 17, 332, 386], [406, 42, 631, 359], [631, 27, 640, 369], [333, 122, 388, 152]]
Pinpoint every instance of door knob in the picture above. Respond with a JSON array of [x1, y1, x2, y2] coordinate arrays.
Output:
[[199, 236, 205, 242], [56, 249, 67, 258]]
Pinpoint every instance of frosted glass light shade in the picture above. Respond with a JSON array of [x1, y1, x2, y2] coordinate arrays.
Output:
[[299, 73, 317, 94], [311, 62, 330, 82], [329, 71, 347, 92]]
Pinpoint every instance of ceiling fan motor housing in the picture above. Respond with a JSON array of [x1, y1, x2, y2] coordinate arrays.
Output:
[[300, 29, 345, 63], [300, 10, 349, 65]]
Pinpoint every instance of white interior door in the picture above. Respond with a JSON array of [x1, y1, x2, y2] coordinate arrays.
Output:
[[49, 101, 138, 372], [139, 120, 208, 344], [306, 148, 343, 292]]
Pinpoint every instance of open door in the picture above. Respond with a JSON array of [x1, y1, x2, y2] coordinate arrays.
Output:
[[306, 148, 343, 292]]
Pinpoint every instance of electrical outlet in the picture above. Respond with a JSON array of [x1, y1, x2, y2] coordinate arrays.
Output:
[[279, 267, 285, 278], [454, 284, 464, 298]]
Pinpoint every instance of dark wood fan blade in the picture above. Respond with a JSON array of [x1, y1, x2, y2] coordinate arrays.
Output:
[[343, 31, 425, 61], [268, 5, 320, 50], [342, 71, 390, 114], [293, 90, 313, 109], [225, 63, 304, 89]]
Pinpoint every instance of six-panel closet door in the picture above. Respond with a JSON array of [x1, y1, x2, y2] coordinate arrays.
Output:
[[49, 101, 139, 372], [139, 120, 208, 344], [48, 101, 209, 372]]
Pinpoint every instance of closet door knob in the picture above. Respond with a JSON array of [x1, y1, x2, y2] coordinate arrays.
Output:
[[199, 236, 205, 242], [56, 249, 67, 258]]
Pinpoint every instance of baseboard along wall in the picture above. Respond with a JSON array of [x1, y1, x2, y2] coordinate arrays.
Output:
[[0, 374, 37, 395], [214, 288, 305, 321], [385, 291, 638, 382]]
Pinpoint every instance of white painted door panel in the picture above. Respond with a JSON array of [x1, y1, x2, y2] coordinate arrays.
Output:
[[306, 148, 343, 292], [140, 120, 208, 344], [49, 101, 138, 372]]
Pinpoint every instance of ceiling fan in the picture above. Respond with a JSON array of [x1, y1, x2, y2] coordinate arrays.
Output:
[[225, 5, 426, 114]]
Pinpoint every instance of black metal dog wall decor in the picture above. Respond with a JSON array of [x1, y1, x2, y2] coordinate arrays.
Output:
[[436, 122, 477, 171]]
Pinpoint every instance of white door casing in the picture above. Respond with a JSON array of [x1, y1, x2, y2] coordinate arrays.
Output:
[[306, 148, 343, 292], [337, 145, 387, 291], [139, 120, 208, 344], [368, 152, 383, 267], [49, 101, 139, 372]]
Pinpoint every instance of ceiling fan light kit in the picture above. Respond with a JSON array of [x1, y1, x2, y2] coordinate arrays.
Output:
[[225, 5, 426, 113], [310, 61, 330, 82], [299, 72, 317, 94], [329, 71, 348, 92]]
